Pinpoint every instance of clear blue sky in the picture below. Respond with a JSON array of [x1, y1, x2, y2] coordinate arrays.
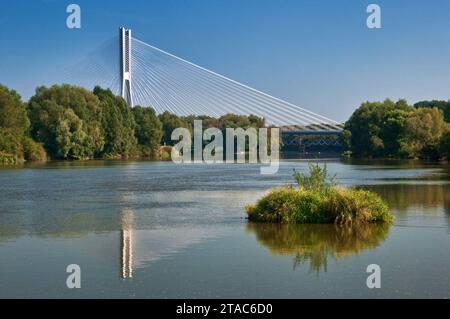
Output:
[[1, 0, 450, 122]]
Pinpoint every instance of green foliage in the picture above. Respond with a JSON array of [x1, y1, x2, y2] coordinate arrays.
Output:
[[159, 111, 191, 146], [293, 163, 336, 194], [160, 112, 266, 146], [379, 109, 410, 156], [0, 152, 17, 164], [439, 130, 450, 159], [246, 187, 393, 224], [0, 85, 30, 136], [21, 136, 47, 162], [54, 108, 88, 159], [5, 81, 449, 164], [28, 85, 104, 159], [2, 82, 268, 163], [399, 107, 446, 159], [0, 128, 23, 159], [183, 113, 265, 131], [93, 87, 137, 157], [217, 113, 265, 129], [414, 100, 450, 123], [344, 99, 408, 157], [158, 145, 172, 161], [246, 164, 393, 224], [132, 105, 163, 156], [345, 99, 447, 159], [183, 114, 219, 129], [327, 188, 392, 224], [0, 84, 44, 162]]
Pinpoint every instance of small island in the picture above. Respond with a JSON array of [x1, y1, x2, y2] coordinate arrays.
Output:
[[246, 163, 394, 224]]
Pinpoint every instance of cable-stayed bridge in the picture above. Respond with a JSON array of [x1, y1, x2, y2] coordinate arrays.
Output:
[[64, 28, 344, 154]]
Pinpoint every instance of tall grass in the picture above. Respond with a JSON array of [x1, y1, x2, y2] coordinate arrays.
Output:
[[293, 163, 336, 194], [246, 163, 394, 224]]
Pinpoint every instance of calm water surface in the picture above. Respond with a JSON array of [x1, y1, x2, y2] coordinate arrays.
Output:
[[0, 160, 449, 298]]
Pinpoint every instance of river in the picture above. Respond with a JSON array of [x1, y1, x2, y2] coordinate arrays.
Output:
[[0, 160, 449, 298]]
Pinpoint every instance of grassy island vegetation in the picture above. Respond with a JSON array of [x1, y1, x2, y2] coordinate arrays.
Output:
[[246, 163, 394, 224]]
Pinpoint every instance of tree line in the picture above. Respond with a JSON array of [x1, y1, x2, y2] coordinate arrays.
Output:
[[344, 99, 450, 159], [0, 84, 265, 163], [2, 83, 450, 163]]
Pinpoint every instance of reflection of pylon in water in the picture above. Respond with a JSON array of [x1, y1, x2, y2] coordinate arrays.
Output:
[[120, 209, 134, 279]]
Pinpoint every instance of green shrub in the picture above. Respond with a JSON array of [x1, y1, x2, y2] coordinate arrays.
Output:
[[158, 145, 172, 161], [246, 187, 392, 224], [327, 188, 392, 224], [22, 137, 47, 162], [246, 164, 394, 224], [293, 163, 336, 194], [0, 129, 47, 164], [0, 152, 18, 165], [0, 128, 23, 158]]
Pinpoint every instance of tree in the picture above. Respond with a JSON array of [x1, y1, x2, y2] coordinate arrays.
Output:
[[0, 128, 23, 159], [183, 115, 219, 129], [0, 84, 40, 161], [159, 111, 190, 146], [414, 100, 450, 123], [0, 85, 29, 157], [218, 113, 265, 130], [345, 99, 447, 159], [379, 109, 411, 157], [344, 99, 398, 157], [28, 85, 104, 159], [132, 105, 163, 155], [93, 86, 136, 157], [55, 108, 88, 159], [400, 107, 446, 159], [0, 85, 29, 135], [439, 129, 450, 159]]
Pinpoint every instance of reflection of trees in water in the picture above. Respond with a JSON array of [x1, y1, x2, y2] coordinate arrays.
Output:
[[358, 183, 450, 234], [246, 223, 391, 274], [364, 184, 450, 215]]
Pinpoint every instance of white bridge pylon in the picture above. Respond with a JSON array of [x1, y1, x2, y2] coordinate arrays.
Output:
[[119, 28, 342, 131], [120, 27, 134, 107]]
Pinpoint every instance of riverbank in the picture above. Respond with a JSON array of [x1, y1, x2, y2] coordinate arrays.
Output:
[[0, 145, 173, 166]]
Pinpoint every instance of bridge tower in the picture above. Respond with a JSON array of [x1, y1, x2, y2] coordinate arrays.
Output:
[[120, 27, 134, 107]]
